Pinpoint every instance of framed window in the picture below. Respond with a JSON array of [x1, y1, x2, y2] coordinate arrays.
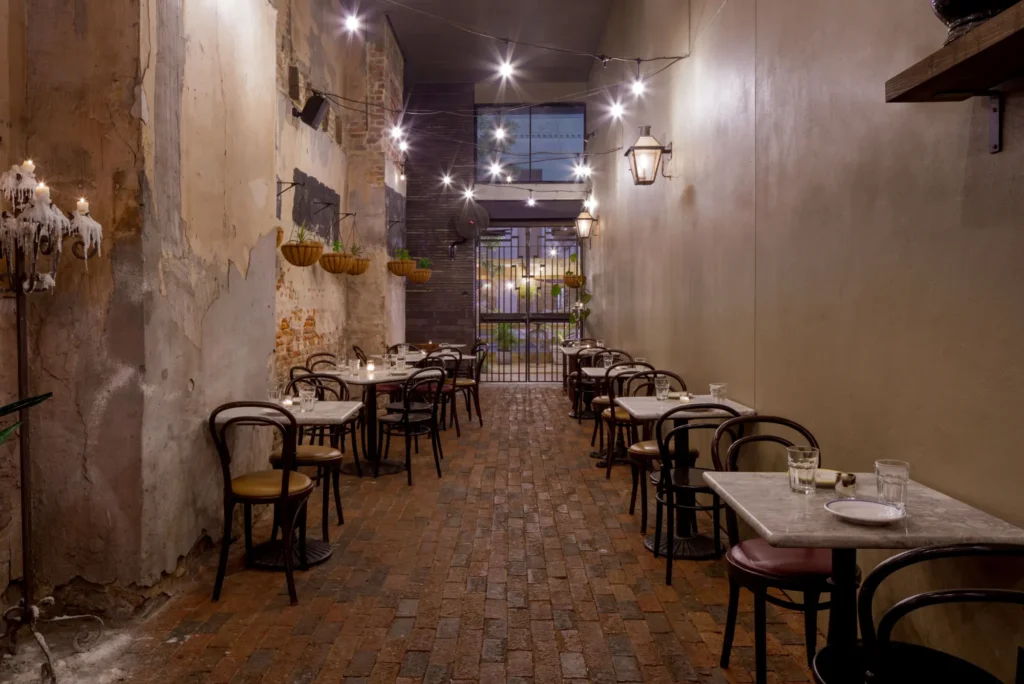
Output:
[[476, 104, 586, 183]]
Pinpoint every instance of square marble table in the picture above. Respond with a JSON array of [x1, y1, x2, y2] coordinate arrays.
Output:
[[213, 401, 363, 426], [580, 365, 650, 379], [702, 471, 1024, 647], [371, 351, 426, 363], [616, 395, 755, 422]]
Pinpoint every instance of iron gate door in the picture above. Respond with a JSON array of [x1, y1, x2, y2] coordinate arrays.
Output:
[[477, 226, 581, 382]]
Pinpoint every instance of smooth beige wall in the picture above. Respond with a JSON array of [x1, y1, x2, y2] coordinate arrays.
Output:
[[589, 0, 1024, 677]]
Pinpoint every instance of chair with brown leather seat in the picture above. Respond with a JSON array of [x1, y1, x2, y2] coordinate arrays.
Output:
[[600, 360, 655, 478], [588, 349, 633, 451], [209, 402, 314, 604], [713, 415, 843, 684], [569, 346, 605, 424], [281, 374, 357, 540]]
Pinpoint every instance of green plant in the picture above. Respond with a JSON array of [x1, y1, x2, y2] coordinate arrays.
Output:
[[394, 248, 411, 260], [0, 393, 51, 446], [565, 253, 579, 276], [331, 239, 346, 253], [416, 257, 432, 269], [495, 323, 517, 352], [551, 284, 563, 298], [350, 244, 363, 257]]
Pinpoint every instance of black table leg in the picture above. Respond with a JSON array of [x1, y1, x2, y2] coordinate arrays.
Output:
[[826, 548, 859, 646], [340, 383, 404, 476]]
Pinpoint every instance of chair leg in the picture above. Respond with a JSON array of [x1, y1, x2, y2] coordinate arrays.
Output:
[[451, 396, 461, 437], [464, 390, 472, 421], [721, 580, 740, 668], [213, 501, 234, 601], [639, 465, 649, 534], [605, 422, 618, 480], [628, 463, 639, 515], [281, 501, 300, 605], [712, 493, 722, 556], [472, 387, 483, 426], [350, 424, 362, 478], [665, 488, 674, 586], [754, 589, 767, 684], [415, 434, 419, 454], [320, 466, 330, 542], [299, 504, 309, 571], [243, 503, 253, 562], [653, 493, 663, 560], [332, 466, 344, 525], [591, 411, 600, 447], [431, 425, 443, 478], [803, 590, 820, 667], [405, 431, 413, 486]]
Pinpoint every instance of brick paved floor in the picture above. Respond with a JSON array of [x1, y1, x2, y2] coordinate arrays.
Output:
[[116, 385, 817, 683]]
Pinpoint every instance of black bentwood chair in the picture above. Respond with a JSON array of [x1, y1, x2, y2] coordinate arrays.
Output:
[[713, 415, 843, 684], [813, 543, 1024, 684], [378, 367, 446, 486], [209, 402, 314, 605]]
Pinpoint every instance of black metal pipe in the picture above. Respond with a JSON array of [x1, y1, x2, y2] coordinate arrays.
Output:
[[15, 248, 34, 622]]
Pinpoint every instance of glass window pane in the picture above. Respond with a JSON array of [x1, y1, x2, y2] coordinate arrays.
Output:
[[476, 104, 585, 182], [529, 104, 585, 182], [477, 108, 530, 183]]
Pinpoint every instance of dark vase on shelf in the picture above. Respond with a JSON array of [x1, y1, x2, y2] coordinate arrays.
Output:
[[931, 0, 1017, 44]]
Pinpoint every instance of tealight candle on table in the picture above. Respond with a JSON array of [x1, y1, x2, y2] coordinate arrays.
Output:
[[282, 396, 294, 407], [366, 361, 375, 372], [21, 159, 35, 175], [77, 197, 89, 214], [34, 182, 50, 202]]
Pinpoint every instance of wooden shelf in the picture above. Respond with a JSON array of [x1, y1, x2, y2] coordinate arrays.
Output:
[[886, 2, 1024, 102]]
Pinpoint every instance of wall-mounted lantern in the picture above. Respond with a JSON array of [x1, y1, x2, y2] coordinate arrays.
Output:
[[625, 126, 672, 186]]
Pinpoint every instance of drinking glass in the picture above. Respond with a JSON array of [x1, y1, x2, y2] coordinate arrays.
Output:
[[602, 356, 613, 369], [655, 377, 670, 401], [298, 387, 316, 413], [596, 340, 605, 348], [787, 446, 819, 494], [875, 460, 910, 511], [389, 355, 398, 372], [268, 386, 282, 404], [710, 383, 728, 402]]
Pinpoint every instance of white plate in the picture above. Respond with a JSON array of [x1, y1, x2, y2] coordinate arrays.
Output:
[[815, 468, 840, 487], [825, 499, 905, 526]]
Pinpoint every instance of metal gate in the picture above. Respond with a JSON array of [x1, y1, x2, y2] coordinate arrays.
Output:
[[477, 226, 582, 382]]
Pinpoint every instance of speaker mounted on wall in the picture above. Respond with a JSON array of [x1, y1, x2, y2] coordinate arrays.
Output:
[[293, 91, 329, 130]]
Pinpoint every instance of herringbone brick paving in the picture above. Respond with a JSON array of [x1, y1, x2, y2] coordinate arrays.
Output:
[[116, 385, 816, 683]]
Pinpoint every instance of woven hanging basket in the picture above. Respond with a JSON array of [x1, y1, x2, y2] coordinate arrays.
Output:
[[281, 241, 323, 267], [563, 274, 585, 289], [407, 268, 432, 284], [347, 257, 371, 275], [319, 252, 354, 274], [387, 258, 416, 277]]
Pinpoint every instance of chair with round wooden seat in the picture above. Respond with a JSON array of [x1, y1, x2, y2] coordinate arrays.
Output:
[[599, 361, 655, 478], [209, 402, 314, 605], [570, 346, 606, 424], [451, 342, 486, 426], [812, 543, 1024, 684], [713, 415, 842, 684], [587, 349, 633, 449], [378, 368, 446, 485], [282, 374, 358, 533], [425, 348, 463, 437], [621, 370, 689, 483]]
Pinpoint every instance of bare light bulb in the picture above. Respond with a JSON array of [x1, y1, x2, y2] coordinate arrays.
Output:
[[527, 194, 536, 207], [489, 161, 503, 177], [494, 127, 506, 140], [344, 14, 362, 33], [498, 60, 514, 79], [505, 174, 513, 183], [610, 102, 625, 119], [441, 174, 452, 186], [463, 187, 475, 200], [506, 281, 515, 290], [632, 79, 645, 96], [574, 163, 592, 179], [390, 125, 403, 139], [549, 248, 557, 257], [398, 140, 409, 152]]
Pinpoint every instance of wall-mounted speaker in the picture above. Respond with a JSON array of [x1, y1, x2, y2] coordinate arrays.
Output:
[[293, 92, 329, 129]]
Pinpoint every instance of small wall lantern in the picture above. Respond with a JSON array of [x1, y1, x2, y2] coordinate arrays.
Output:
[[625, 126, 672, 185], [575, 210, 596, 239]]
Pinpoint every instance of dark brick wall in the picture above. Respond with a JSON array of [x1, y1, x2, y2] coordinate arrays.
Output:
[[405, 84, 477, 346]]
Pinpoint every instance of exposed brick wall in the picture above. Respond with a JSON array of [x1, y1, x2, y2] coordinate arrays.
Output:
[[405, 84, 477, 346]]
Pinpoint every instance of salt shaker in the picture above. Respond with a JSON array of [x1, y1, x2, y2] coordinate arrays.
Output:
[[834, 473, 857, 499]]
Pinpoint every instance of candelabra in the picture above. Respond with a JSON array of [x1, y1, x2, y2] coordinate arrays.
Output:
[[0, 160, 105, 684]]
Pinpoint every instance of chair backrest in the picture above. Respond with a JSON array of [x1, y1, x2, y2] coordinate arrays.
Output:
[[285, 373, 350, 401], [576, 346, 607, 368], [208, 402, 299, 499], [400, 367, 446, 420], [471, 342, 488, 381], [856, 543, 1024, 680], [387, 343, 423, 354], [625, 370, 687, 398], [712, 415, 819, 545], [655, 403, 741, 471], [309, 358, 337, 372], [426, 348, 462, 383], [306, 352, 336, 368], [605, 361, 655, 403], [289, 365, 311, 382], [352, 345, 367, 364], [593, 348, 632, 367]]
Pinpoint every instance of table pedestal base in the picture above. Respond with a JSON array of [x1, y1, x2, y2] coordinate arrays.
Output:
[[340, 459, 406, 476], [247, 539, 332, 570], [644, 533, 720, 560]]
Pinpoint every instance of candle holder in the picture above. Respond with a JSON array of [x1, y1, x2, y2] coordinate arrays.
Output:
[[0, 160, 105, 682], [366, 361, 376, 372]]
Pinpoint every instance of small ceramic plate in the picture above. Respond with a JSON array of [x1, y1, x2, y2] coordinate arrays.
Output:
[[825, 499, 906, 526], [815, 468, 840, 487], [667, 392, 690, 401]]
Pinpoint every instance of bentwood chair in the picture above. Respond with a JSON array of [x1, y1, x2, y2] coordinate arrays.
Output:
[[379, 367, 446, 485], [812, 543, 1024, 684], [387, 343, 423, 354], [209, 402, 314, 604], [588, 349, 633, 449], [352, 345, 368, 364], [453, 342, 486, 426], [650, 404, 740, 583], [619, 369, 687, 480], [280, 374, 358, 539], [713, 416, 841, 684], [569, 346, 606, 424], [306, 352, 336, 370], [600, 360, 655, 478], [425, 348, 463, 437]]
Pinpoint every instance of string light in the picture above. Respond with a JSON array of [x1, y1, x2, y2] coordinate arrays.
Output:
[[494, 126, 506, 140], [527, 192, 536, 207], [549, 248, 557, 256], [505, 174, 513, 183], [398, 140, 409, 152], [585, 195, 598, 211], [390, 125, 404, 139], [489, 161, 504, 177], [610, 101, 625, 119], [573, 162, 592, 179], [498, 59, 515, 80], [506, 281, 515, 290], [632, 59, 645, 97], [343, 14, 362, 33], [463, 187, 475, 200], [441, 174, 453, 186]]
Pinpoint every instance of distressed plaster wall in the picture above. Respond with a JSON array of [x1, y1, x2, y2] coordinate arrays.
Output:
[[588, 0, 1024, 676]]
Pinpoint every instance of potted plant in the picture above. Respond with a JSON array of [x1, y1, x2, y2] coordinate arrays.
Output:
[[319, 239, 354, 274], [563, 253, 585, 288], [387, 248, 416, 277], [495, 322, 516, 365], [408, 257, 432, 284], [347, 244, 370, 275], [280, 222, 323, 267], [569, 289, 592, 336]]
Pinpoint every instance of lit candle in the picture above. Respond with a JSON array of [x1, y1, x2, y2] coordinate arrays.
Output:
[[366, 361, 375, 372], [77, 197, 89, 214], [282, 396, 294, 407], [21, 160, 35, 175], [34, 182, 50, 202]]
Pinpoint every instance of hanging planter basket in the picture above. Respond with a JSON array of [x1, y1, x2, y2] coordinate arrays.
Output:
[[387, 258, 416, 277], [281, 241, 323, 267], [347, 257, 371, 276], [563, 274, 586, 289], [319, 252, 354, 274], [407, 268, 432, 284]]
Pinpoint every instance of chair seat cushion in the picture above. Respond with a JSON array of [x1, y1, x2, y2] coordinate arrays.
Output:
[[601, 407, 632, 422], [627, 439, 679, 457], [591, 395, 611, 406], [231, 470, 313, 499], [380, 411, 432, 424], [270, 444, 342, 464], [727, 538, 832, 578], [376, 383, 403, 393], [455, 378, 476, 387]]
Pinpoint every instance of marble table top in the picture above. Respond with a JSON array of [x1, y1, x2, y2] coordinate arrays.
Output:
[[324, 367, 424, 386], [560, 345, 604, 357], [371, 351, 426, 362], [213, 401, 363, 426], [616, 395, 756, 422], [703, 472, 1024, 549], [581, 365, 649, 378]]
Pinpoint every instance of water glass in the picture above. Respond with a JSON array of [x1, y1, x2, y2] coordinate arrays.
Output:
[[268, 386, 282, 404], [655, 377, 670, 401], [787, 446, 819, 494], [710, 383, 728, 403], [596, 340, 605, 348], [602, 356, 613, 369], [875, 460, 910, 511], [298, 387, 316, 413]]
